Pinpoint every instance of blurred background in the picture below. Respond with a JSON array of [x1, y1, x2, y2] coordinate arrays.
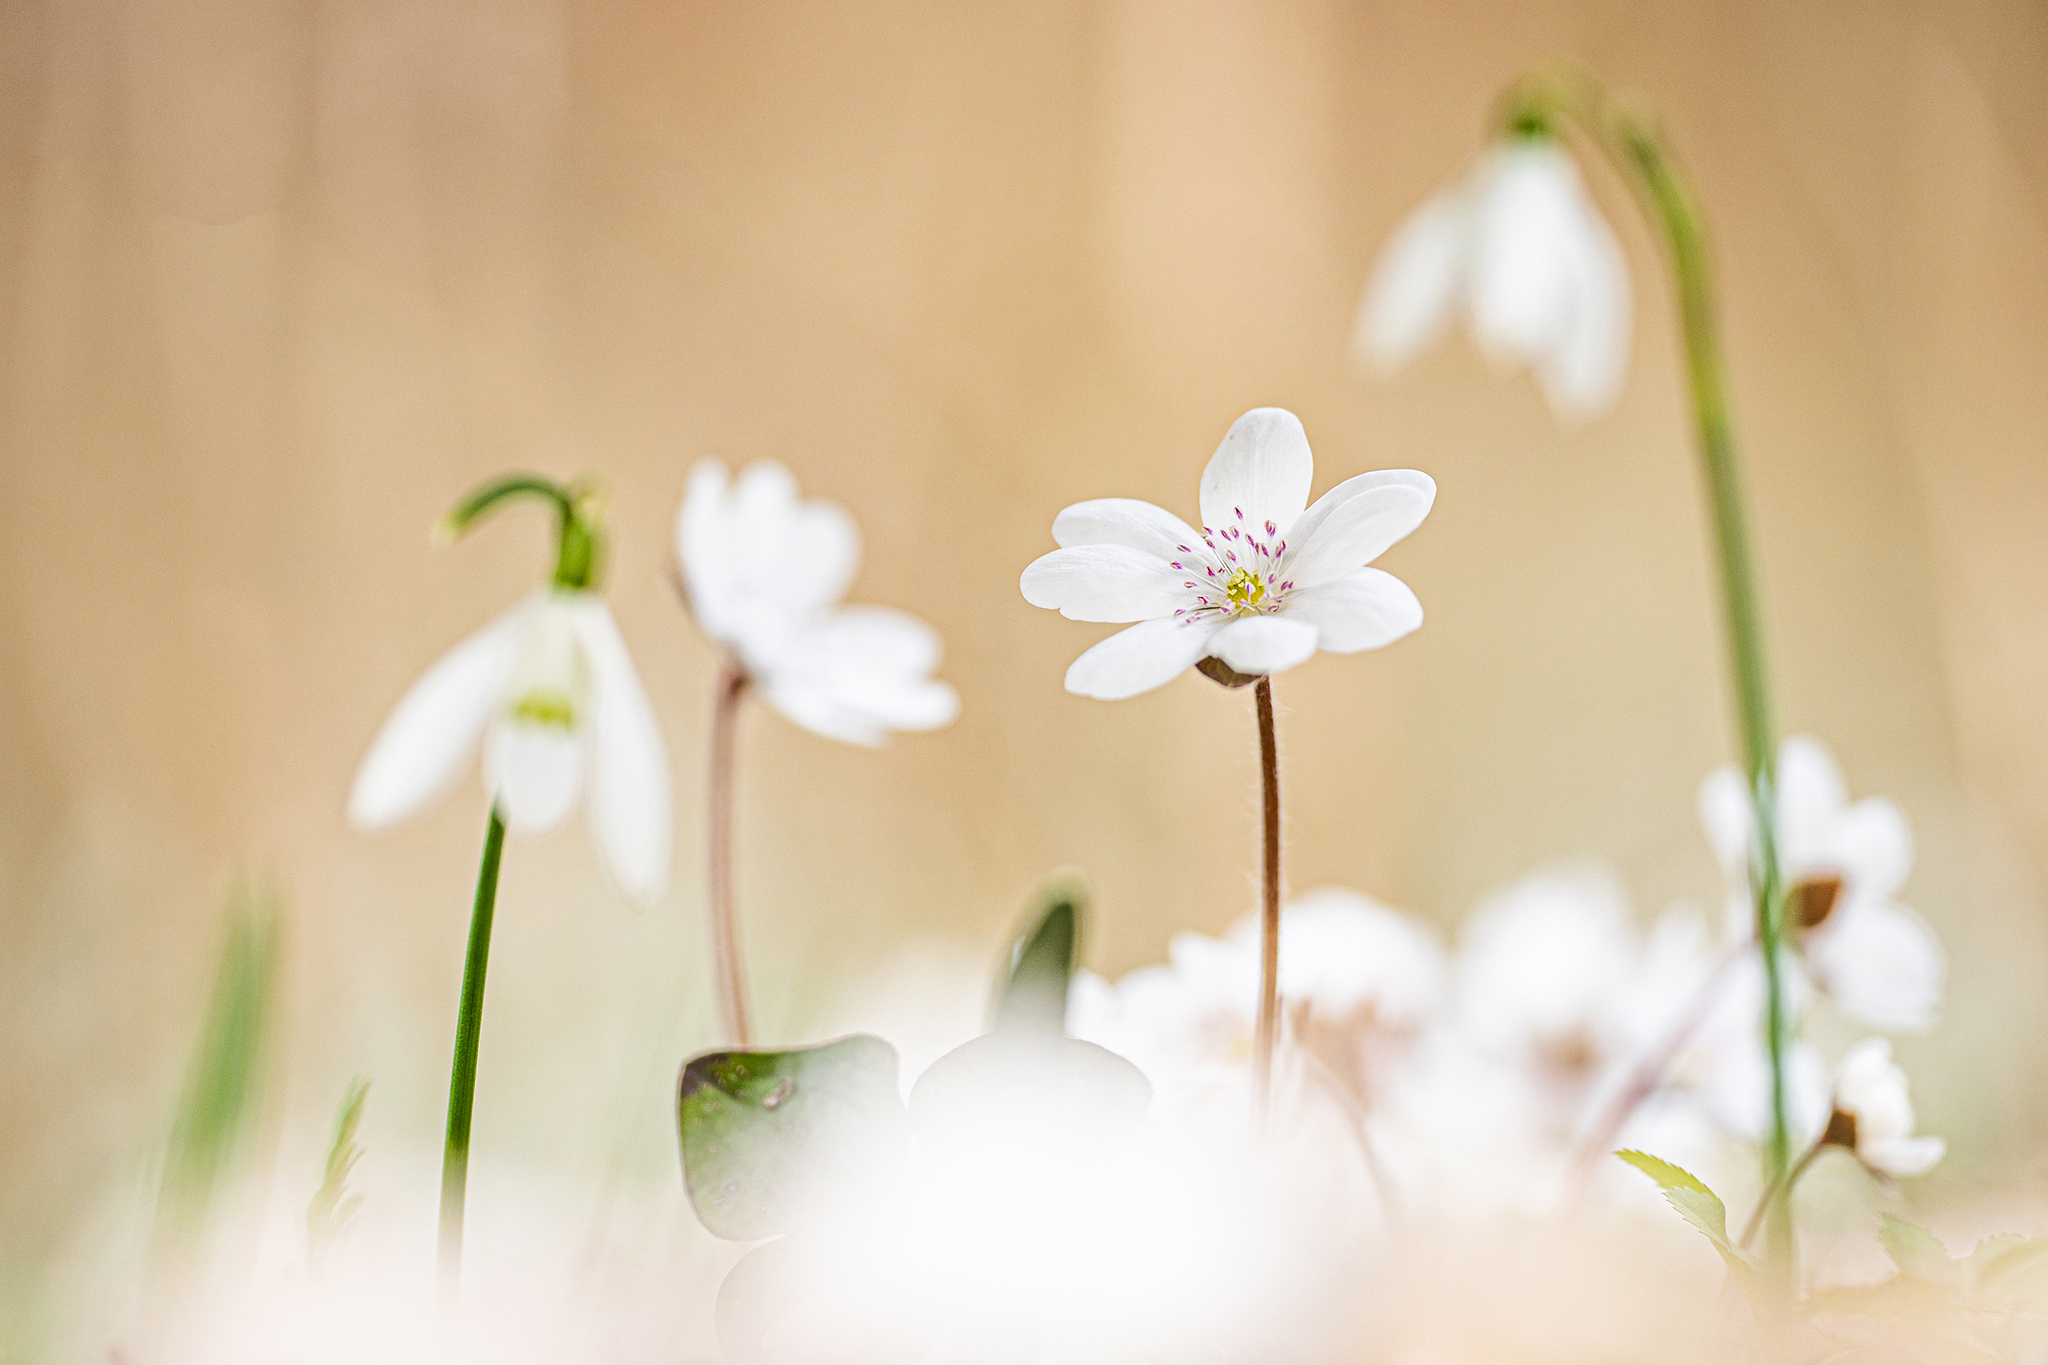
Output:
[[4, 0, 2048, 1337]]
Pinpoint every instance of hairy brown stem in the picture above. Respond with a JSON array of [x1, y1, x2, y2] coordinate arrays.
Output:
[[1252, 676, 1282, 1129], [709, 661, 753, 1047]]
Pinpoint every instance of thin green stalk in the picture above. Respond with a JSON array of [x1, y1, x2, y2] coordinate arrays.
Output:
[[1506, 70, 1796, 1291], [440, 807, 507, 1294]]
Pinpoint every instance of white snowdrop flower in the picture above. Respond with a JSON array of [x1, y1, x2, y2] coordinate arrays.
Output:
[[1358, 138, 1633, 420], [1825, 1038, 1945, 1178], [1698, 735, 1944, 1031], [677, 459, 958, 745], [1021, 408, 1434, 700], [348, 483, 671, 906]]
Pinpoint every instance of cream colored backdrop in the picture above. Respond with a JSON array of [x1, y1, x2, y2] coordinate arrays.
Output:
[[5, 0, 2048, 1307]]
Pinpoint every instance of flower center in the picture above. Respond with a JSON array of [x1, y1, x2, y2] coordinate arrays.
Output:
[[1166, 509, 1297, 624], [1223, 566, 1266, 613]]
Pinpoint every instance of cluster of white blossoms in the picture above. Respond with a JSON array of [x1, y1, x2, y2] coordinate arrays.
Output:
[[349, 462, 956, 894], [1070, 735, 1946, 1214]]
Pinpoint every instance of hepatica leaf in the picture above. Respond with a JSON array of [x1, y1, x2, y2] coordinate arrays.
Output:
[[993, 874, 1087, 1034], [678, 1034, 908, 1241]]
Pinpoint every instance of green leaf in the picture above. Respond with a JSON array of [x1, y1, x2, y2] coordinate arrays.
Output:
[[992, 874, 1087, 1034], [1881, 1216, 1968, 1291], [1615, 1149, 1761, 1289], [307, 1076, 370, 1269], [1972, 1236, 2048, 1311], [152, 883, 280, 1261], [678, 1034, 908, 1241]]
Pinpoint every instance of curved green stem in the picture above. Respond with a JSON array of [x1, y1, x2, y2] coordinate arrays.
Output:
[[1504, 68, 1796, 1292], [436, 472, 605, 591], [440, 806, 506, 1295]]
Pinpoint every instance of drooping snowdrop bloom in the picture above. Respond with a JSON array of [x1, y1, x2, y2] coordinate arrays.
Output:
[[348, 480, 671, 906], [1822, 1038, 1945, 1178], [1020, 408, 1434, 700], [676, 459, 958, 746], [1698, 735, 1944, 1032], [1357, 138, 1632, 420]]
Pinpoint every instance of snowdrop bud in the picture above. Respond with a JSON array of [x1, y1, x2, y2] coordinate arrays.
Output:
[[1825, 1039, 1944, 1179]]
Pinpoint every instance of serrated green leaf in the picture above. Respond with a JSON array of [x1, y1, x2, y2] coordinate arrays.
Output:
[[1616, 1149, 1719, 1203], [992, 875, 1086, 1034], [1881, 1216, 1967, 1290], [1615, 1149, 1761, 1289], [678, 1035, 908, 1241]]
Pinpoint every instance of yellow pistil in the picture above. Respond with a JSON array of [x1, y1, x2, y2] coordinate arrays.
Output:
[[1223, 566, 1266, 613]]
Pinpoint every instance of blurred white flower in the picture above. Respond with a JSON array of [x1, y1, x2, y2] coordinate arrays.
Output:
[[677, 460, 958, 746], [1357, 138, 1632, 420], [348, 589, 671, 905], [1069, 888, 1445, 1111], [1698, 735, 1944, 1031], [1826, 1038, 1945, 1178], [1021, 408, 1434, 700]]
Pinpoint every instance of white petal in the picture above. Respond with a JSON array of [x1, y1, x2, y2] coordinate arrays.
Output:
[[1356, 190, 1465, 368], [1020, 545, 1192, 623], [1832, 797, 1914, 901], [568, 601, 673, 905], [1469, 143, 1586, 365], [1063, 618, 1220, 701], [767, 674, 958, 745], [1198, 408, 1314, 538], [1051, 498, 1204, 558], [763, 685, 888, 746], [1279, 479, 1435, 589], [734, 460, 861, 619], [680, 459, 862, 661], [347, 599, 529, 830], [1536, 206, 1632, 419], [677, 460, 734, 639], [1864, 1135, 1944, 1178], [1207, 615, 1320, 677], [754, 604, 956, 744], [1281, 570, 1422, 652], [1776, 736, 1849, 856], [1696, 764, 1755, 879], [1810, 897, 1944, 1033], [813, 604, 944, 678], [1281, 469, 1437, 564], [486, 719, 585, 835]]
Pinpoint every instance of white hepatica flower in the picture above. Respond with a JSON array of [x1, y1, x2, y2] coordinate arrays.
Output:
[[678, 459, 958, 745], [1827, 1038, 1945, 1178], [1020, 408, 1434, 700], [1068, 888, 1444, 1112], [1698, 735, 1944, 1032], [347, 589, 671, 905], [1358, 138, 1632, 419]]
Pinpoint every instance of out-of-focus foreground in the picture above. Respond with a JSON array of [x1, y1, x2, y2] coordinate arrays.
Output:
[[4, 0, 2048, 1356]]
